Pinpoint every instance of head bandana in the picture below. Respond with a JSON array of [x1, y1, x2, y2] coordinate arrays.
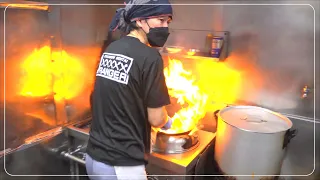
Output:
[[109, 0, 173, 32]]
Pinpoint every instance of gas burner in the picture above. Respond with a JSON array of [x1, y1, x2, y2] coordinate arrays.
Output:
[[65, 121, 216, 178], [152, 130, 199, 154]]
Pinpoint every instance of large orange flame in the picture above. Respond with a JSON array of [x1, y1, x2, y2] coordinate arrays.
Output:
[[163, 58, 208, 134], [18, 45, 242, 133], [159, 58, 242, 134], [19, 46, 87, 101]]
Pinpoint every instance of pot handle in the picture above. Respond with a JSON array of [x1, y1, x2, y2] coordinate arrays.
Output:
[[213, 110, 220, 122], [282, 129, 298, 149], [213, 104, 231, 121]]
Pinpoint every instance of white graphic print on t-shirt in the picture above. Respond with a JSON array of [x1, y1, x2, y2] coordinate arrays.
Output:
[[96, 52, 134, 85]]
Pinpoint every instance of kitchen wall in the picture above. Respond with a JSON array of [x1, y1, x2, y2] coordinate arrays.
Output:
[[166, 1, 320, 179], [0, 6, 56, 151], [0, 0, 123, 155], [3, 0, 317, 117], [0, 2, 122, 176], [53, 1, 319, 178], [2, 2, 317, 114], [53, 2, 124, 120], [167, 0, 319, 119], [0, 8, 49, 101], [1, 0, 319, 178]]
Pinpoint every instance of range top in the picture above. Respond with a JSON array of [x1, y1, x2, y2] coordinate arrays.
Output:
[[66, 118, 216, 177], [152, 130, 200, 154], [148, 130, 215, 175]]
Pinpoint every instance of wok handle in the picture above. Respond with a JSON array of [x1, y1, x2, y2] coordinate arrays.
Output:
[[282, 129, 298, 149]]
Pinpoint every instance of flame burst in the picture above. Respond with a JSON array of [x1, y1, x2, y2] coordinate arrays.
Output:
[[18, 46, 241, 132], [19, 46, 86, 101], [162, 58, 208, 134], [160, 58, 242, 134]]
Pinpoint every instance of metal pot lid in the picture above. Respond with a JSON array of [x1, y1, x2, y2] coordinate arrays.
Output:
[[218, 105, 293, 133]]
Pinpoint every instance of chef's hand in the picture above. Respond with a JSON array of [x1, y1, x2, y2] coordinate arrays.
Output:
[[161, 116, 173, 130]]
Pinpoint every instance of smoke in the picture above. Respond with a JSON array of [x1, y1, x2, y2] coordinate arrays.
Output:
[[224, 4, 318, 110], [167, 3, 317, 111]]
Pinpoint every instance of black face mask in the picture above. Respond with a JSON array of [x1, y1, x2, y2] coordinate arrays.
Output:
[[146, 27, 170, 47]]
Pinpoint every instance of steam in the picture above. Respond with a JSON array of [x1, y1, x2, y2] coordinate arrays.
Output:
[[168, 3, 317, 111]]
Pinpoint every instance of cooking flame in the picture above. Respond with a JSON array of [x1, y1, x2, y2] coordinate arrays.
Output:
[[159, 58, 241, 134], [18, 46, 241, 132], [19, 46, 86, 101], [163, 58, 208, 134]]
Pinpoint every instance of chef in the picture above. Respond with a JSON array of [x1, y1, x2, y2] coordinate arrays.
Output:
[[85, 0, 174, 180]]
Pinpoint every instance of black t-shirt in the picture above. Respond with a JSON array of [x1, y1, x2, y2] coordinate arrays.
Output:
[[86, 36, 171, 166]]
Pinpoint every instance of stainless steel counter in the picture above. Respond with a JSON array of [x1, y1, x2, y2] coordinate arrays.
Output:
[[65, 119, 216, 180], [147, 130, 216, 175]]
